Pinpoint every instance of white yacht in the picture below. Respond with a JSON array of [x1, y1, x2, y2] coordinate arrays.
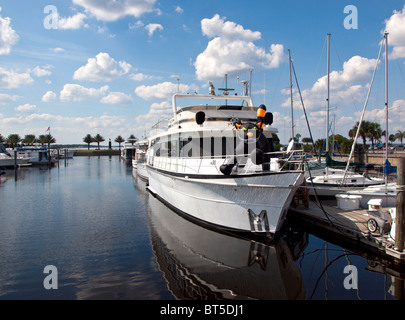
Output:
[[145, 86, 304, 239], [0, 144, 30, 168], [121, 140, 137, 162], [15, 147, 56, 166], [132, 139, 149, 182]]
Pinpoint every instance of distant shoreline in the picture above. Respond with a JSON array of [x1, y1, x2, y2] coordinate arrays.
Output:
[[74, 149, 120, 156]]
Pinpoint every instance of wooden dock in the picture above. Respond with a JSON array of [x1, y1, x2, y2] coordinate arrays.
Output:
[[288, 198, 405, 263]]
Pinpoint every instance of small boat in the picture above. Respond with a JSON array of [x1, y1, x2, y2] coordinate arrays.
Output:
[[305, 34, 385, 197], [52, 149, 75, 159], [121, 140, 137, 162], [306, 168, 385, 197], [0, 144, 30, 168], [344, 183, 396, 209], [132, 139, 149, 182], [145, 84, 304, 239], [15, 147, 56, 166], [336, 33, 396, 207]]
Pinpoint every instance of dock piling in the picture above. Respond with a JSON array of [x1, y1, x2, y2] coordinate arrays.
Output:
[[396, 158, 405, 253], [14, 150, 17, 181]]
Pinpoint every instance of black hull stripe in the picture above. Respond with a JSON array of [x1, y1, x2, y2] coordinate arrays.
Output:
[[146, 164, 299, 180]]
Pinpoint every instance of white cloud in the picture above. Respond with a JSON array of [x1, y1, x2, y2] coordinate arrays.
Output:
[[0, 14, 19, 55], [175, 6, 183, 14], [135, 101, 172, 132], [130, 72, 160, 81], [42, 91, 57, 102], [195, 15, 285, 80], [129, 21, 144, 30], [60, 83, 109, 102], [15, 104, 38, 114], [73, 52, 132, 82], [201, 14, 261, 42], [282, 55, 377, 110], [72, 0, 156, 21], [145, 23, 163, 36], [58, 13, 88, 29], [100, 92, 133, 104], [0, 93, 20, 104], [135, 81, 194, 100], [31, 66, 52, 77], [51, 47, 65, 53], [0, 67, 33, 88], [384, 5, 405, 59]]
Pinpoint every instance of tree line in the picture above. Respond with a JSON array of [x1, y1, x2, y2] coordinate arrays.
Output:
[[0, 133, 56, 148], [82, 133, 138, 150], [298, 121, 404, 154], [0, 132, 138, 150]]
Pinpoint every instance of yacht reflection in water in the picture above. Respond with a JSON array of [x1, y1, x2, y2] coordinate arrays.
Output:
[[137, 174, 308, 300]]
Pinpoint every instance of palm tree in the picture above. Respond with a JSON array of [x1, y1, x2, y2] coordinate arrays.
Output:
[[93, 133, 105, 150], [38, 134, 56, 148], [395, 130, 405, 144], [22, 134, 36, 145], [6, 134, 21, 148], [314, 139, 325, 155], [366, 122, 382, 150], [115, 135, 125, 149], [83, 134, 94, 150], [389, 134, 396, 144], [127, 134, 137, 145], [348, 128, 357, 140], [350, 121, 371, 149]]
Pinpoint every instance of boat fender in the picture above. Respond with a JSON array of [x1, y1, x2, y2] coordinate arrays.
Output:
[[195, 111, 205, 125], [264, 112, 273, 125], [219, 164, 233, 175], [257, 104, 266, 118]]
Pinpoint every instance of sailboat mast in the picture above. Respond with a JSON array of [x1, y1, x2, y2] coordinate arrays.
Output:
[[289, 49, 294, 141], [326, 33, 331, 156], [384, 31, 389, 185]]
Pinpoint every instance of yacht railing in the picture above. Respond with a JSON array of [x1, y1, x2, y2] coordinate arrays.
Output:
[[150, 149, 306, 175]]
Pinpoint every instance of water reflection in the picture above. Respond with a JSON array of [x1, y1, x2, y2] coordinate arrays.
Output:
[[134, 171, 308, 300]]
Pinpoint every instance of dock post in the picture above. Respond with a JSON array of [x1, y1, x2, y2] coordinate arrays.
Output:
[[14, 150, 17, 181], [395, 158, 405, 252]]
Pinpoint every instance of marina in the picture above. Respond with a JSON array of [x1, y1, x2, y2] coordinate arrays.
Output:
[[1, 2, 405, 304], [0, 155, 404, 300]]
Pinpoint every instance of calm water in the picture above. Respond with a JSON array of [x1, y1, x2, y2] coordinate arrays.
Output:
[[0, 156, 403, 300]]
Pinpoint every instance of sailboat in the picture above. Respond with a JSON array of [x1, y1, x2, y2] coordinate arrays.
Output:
[[344, 32, 396, 208], [306, 33, 385, 197]]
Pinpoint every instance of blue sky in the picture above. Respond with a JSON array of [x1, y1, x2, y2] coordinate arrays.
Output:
[[1, 0, 405, 145]]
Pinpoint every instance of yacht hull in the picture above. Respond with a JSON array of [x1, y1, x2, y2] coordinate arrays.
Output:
[[147, 166, 304, 238]]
